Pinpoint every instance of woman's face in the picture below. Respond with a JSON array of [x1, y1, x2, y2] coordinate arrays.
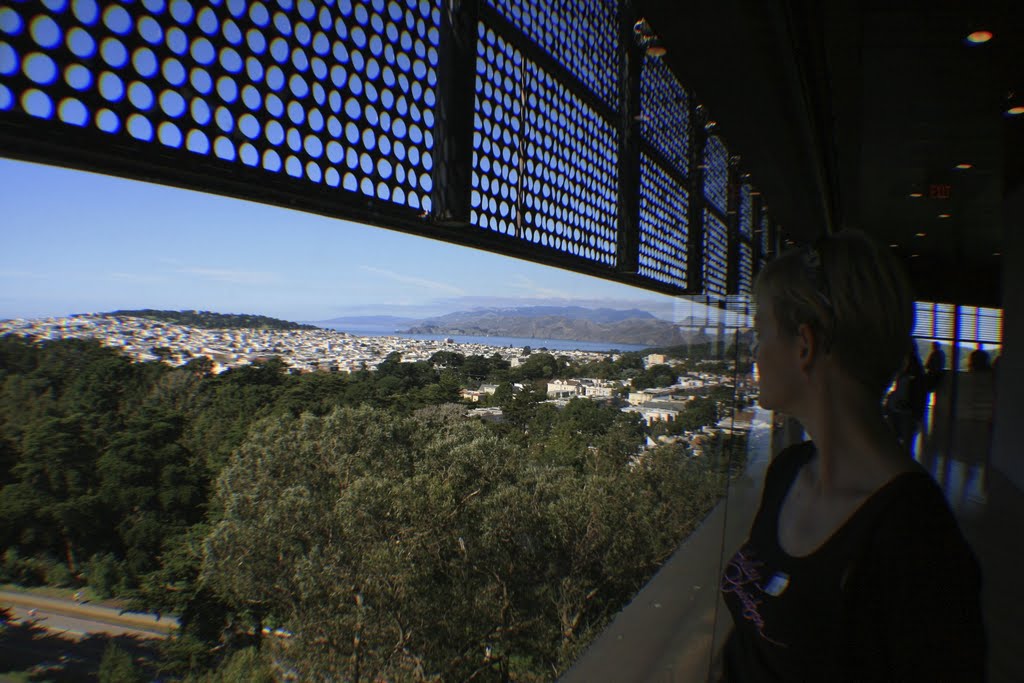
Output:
[[753, 300, 803, 412]]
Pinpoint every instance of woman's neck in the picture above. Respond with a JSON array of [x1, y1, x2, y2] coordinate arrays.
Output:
[[793, 370, 907, 496]]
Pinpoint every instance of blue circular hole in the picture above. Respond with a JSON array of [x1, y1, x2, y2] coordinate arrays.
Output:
[[286, 155, 302, 177], [286, 127, 301, 151], [270, 37, 288, 63], [167, 26, 188, 54], [103, 5, 132, 34], [98, 71, 125, 101], [304, 134, 323, 157], [348, 73, 363, 96], [21, 51, 56, 85], [326, 140, 342, 162], [162, 57, 186, 85], [295, 22, 311, 45], [240, 142, 259, 165], [239, 113, 259, 138], [344, 97, 360, 119], [245, 56, 263, 82], [313, 31, 329, 55], [360, 127, 376, 150], [216, 76, 238, 102], [214, 136, 235, 160], [100, 38, 128, 68], [265, 119, 284, 145], [247, 28, 266, 53], [158, 121, 183, 147], [132, 48, 158, 77], [63, 63, 92, 90], [309, 108, 324, 131], [289, 74, 309, 98], [215, 106, 233, 132], [159, 89, 185, 117], [241, 84, 260, 109], [197, 6, 218, 34], [66, 27, 95, 58], [263, 148, 282, 171], [360, 177, 374, 195], [266, 65, 285, 90], [220, 47, 242, 73], [170, 0, 195, 25], [190, 97, 210, 124], [273, 12, 291, 35], [377, 158, 392, 179], [0, 7, 24, 35], [186, 129, 210, 154], [292, 47, 309, 71], [139, 15, 163, 44], [359, 152, 373, 173], [191, 37, 215, 64], [129, 81, 155, 109], [265, 92, 283, 116], [331, 65, 347, 88], [287, 100, 305, 125], [30, 15, 61, 49], [73, 0, 99, 25], [223, 18, 242, 44], [325, 167, 340, 186], [345, 122, 359, 144], [190, 67, 212, 94], [342, 172, 357, 190], [96, 108, 119, 132], [127, 113, 154, 140], [57, 97, 88, 126]]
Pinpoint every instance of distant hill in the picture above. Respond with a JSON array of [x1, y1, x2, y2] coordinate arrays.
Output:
[[104, 309, 318, 331], [404, 306, 686, 346], [316, 315, 421, 328]]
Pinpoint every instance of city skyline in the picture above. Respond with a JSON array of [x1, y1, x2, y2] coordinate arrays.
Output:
[[1, 158, 697, 324]]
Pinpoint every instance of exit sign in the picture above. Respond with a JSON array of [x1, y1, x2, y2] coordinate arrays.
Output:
[[929, 184, 952, 199]]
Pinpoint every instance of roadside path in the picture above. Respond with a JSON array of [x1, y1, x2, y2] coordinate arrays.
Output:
[[0, 589, 177, 640]]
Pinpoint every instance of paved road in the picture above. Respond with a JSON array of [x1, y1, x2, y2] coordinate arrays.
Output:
[[0, 589, 177, 640]]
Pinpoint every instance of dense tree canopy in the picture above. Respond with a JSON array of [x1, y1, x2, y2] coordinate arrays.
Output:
[[0, 334, 745, 681]]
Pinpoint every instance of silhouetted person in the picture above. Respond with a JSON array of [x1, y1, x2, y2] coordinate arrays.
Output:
[[885, 342, 927, 452], [924, 341, 946, 394]]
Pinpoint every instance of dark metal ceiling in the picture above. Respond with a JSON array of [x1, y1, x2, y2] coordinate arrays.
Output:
[[638, 0, 1023, 307]]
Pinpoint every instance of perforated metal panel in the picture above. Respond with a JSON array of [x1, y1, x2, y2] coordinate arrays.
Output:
[[485, 0, 618, 110], [1, 0, 442, 209], [702, 208, 727, 297], [638, 153, 688, 288], [1, 1, 769, 299], [702, 134, 728, 215], [640, 53, 688, 179], [738, 182, 752, 239], [737, 241, 752, 294]]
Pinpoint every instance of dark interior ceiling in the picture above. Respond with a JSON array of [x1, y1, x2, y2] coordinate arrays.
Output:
[[637, 0, 1023, 308]]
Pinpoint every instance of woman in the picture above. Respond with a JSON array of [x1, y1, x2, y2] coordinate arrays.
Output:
[[720, 231, 984, 681]]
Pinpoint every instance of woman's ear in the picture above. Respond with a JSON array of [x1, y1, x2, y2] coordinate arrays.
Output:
[[795, 323, 817, 372]]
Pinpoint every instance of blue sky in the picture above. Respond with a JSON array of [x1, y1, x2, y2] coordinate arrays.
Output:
[[0, 158, 690, 322]]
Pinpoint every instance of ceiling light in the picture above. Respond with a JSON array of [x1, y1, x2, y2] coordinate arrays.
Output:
[[646, 45, 667, 58], [908, 192, 924, 198], [1007, 105, 1024, 116], [993, 252, 1001, 256], [938, 213, 952, 219], [955, 163, 973, 170], [916, 232, 927, 237], [911, 254, 920, 258], [966, 30, 993, 44], [889, 243, 899, 248]]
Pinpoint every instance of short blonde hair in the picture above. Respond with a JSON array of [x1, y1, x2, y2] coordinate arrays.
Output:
[[754, 230, 914, 397]]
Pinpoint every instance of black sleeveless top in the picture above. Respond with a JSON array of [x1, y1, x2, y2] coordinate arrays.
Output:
[[720, 442, 985, 682]]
